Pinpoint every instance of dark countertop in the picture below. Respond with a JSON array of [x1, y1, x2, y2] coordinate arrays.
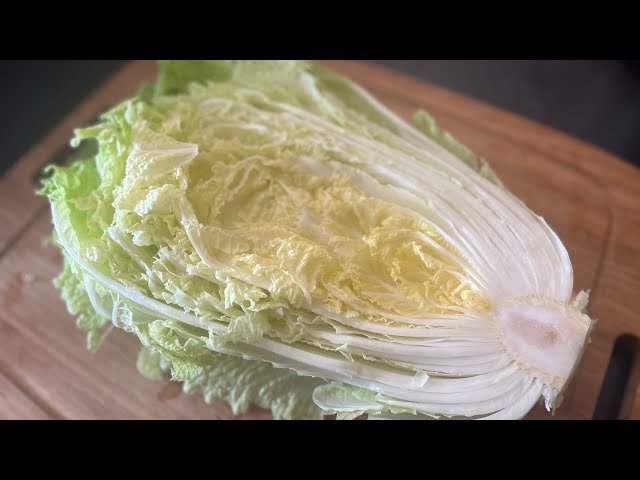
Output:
[[1, 60, 639, 176]]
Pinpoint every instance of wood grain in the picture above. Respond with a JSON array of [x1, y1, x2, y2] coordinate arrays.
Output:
[[0, 371, 50, 420], [1, 60, 638, 420]]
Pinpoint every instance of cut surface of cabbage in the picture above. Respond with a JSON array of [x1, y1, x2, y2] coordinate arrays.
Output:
[[40, 60, 593, 420]]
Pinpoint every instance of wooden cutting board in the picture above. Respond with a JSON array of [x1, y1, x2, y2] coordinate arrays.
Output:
[[0, 60, 638, 420]]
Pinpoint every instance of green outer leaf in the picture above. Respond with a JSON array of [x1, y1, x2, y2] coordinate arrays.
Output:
[[412, 109, 503, 187], [53, 256, 110, 352], [155, 60, 237, 96], [181, 353, 325, 420]]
